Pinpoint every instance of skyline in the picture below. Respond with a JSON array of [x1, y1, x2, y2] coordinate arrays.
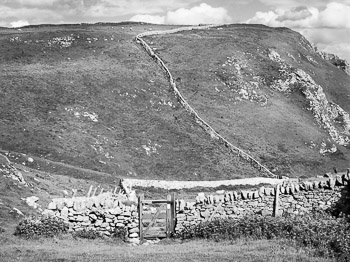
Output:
[[0, 0, 349, 61]]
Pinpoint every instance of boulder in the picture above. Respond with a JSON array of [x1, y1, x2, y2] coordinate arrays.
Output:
[[25, 196, 39, 209], [196, 193, 206, 203], [48, 202, 56, 210]]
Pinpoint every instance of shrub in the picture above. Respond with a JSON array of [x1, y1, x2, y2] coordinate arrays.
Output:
[[72, 229, 102, 239], [175, 212, 350, 259], [14, 216, 68, 238], [112, 226, 128, 241]]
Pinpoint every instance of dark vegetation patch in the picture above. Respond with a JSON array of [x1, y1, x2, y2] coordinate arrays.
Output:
[[175, 212, 350, 260], [14, 216, 68, 239]]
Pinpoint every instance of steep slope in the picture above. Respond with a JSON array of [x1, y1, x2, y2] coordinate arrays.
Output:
[[0, 23, 261, 181], [144, 24, 350, 177]]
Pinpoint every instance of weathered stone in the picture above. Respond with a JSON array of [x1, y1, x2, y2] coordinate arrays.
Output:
[[328, 178, 336, 189], [60, 207, 69, 219], [56, 200, 64, 210], [65, 199, 74, 208], [214, 195, 224, 203], [253, 191, 259, 199], [95, 219, 103, 227], [129, 232, 138, 238], [42, 209, 55, 217], [280, 186, 286, 194], [101, 222, 109, 228], [186, 202, 195, 209], [258, 187, 265, 197], [261, 209, 270, 216], [179, 200, 186, 211], [129, 227, 139, 233], [48, 202, 56, 210], [177, 214, 186, 220], [200, 210, 210, 219], [335, 175, 343, 186], [89, 213, 97, 221], [85, 198, 94, 209], [196, 193, 206, 203]]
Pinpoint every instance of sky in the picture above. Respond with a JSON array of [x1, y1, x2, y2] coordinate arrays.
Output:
[[0, 0, 349, 61]]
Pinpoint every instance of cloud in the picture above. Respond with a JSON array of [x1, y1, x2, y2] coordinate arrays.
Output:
[[247, 2, 350, 29], [0, 0, 198, 27], [130, 3, 232, 25], [247, 2, 350, 61], [318, 2, 350, 28], [130, 14, 165, 24], [10, 19, 29, 28]]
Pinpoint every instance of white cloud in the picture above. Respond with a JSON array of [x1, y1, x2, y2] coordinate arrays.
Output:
[[247, 2, 350, 29], [0, 0, 198, 27], [130, 14, 165, 24], [247, 2, 350, 61], [130, 3, 232, 25], [10, 20, 29, 28], [165, 3, 232, 25], [318, 2, 350, 28]]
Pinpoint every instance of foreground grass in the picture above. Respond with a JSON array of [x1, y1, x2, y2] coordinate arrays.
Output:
[[0, 233, 332, 262]]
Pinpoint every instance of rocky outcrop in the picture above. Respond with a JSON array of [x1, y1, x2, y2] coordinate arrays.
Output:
[[0, 154, 27, 186], [318, 51, 350, 75], [267, 50, 350, 147]]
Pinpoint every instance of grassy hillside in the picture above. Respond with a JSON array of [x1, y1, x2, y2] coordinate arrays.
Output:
[[144, 24, 350, 177], [0, 23, 260, 181]]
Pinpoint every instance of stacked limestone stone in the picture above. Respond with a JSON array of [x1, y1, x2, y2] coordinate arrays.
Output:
[[43, 192, 139, 242], [175, 172, 349, 232]]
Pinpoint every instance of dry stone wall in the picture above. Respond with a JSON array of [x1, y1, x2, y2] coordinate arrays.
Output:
[[43, 192, 140, 242], [43, 170, 349, 243], [175, 172, 350, 232], [136, 26, 276, 178]]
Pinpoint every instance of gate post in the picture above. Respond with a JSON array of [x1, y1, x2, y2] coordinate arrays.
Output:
[[170, 192, 176, 235], [273, 184, 280, 217], [166, 194, 171, 237], [138, 194, 144, 242]]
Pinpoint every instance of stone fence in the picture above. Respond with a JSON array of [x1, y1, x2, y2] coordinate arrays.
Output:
[[175, 171, 350, 232], [43, 170, 349, 244], [135, 26, 276, 178], [43, 192, 140, 243]]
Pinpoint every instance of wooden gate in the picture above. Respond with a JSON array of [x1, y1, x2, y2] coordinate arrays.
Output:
[[138, 193, 176, 242]]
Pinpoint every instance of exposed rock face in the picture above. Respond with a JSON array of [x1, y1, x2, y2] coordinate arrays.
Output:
[[266, 49, 350, 147], [318, 51, 350, 75], [0, 157, 28, 186]]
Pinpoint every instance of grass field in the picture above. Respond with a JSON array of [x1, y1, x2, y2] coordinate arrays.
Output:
[[0, 231, 333, 262], [0, 23, 260, 181]]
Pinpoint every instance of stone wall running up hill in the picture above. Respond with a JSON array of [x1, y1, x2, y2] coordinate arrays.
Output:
[[135, 26, 276, 178]]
